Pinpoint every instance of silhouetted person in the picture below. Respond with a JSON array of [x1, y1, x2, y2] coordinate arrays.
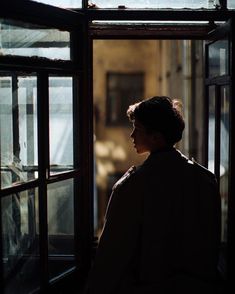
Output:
[[86, 96, 221, 294]]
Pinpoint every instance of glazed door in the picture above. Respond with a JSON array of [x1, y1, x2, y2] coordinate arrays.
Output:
[[0, 2, 93, 293], [205, 18, 234, 290]]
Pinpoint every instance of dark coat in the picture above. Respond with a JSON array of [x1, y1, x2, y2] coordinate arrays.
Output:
[[87, 148, 221, 294]]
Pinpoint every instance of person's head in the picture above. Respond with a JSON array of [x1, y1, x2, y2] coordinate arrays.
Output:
[[127, 96, 185, 154]]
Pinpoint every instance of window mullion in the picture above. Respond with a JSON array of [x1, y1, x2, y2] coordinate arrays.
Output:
[[82, 0, 88, 9], [214, 85, 221, 183], [11, 74, 22, 243], [0, 198, 4, 292], [12, 74, 20, 162], [37, 72, 49, 291]]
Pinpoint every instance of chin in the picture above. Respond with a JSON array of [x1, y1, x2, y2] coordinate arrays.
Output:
[[134, 144, 149, 154], [136, 149, 148, 154]]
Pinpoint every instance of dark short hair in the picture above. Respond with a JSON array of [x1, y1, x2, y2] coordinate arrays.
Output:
[[127, 96, 185, 146]]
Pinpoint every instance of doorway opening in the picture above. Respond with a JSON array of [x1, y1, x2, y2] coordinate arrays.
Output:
[[93, 39, 206, 235]]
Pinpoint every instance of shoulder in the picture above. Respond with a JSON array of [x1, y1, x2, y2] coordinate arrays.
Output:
[[192, 158, 214, 175], [112, 165, 138, 191], [173, 149, 217, 184], [183, 156, 217, 185], [112, 163, 148, 193], [106, 165, 144, 219]]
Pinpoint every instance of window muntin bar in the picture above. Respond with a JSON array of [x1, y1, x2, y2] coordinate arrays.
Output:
[[49, 76, 74, 175], [0, 19, 70, 61], [1, 188, 40, 293], [92, 21, 210, 24], [47, 178, 75, 280]]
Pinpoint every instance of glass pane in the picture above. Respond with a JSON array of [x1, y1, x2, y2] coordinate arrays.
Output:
[[0, 74, 38, 189], [208, 39, 229, 78], [0, 18, 70, 60], [228, 0, 235, 9], [220, 86, 229, 242], [1, 189, 40, 294], [32, 0, 82, 8], [47, 179, 75, 280], [49, 76, 74, 175], [94, 0, 212, 8], [0, 77, 13, 189], [208, 86, 215, 173]]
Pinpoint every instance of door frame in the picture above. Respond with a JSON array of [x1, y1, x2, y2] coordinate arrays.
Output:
[[88, 9, 235, 292]]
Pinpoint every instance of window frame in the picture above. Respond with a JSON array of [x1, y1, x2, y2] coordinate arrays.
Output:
[[0, 2, 92, 293]]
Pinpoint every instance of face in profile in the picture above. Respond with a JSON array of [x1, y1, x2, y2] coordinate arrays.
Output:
[[130, 120, 154, 154]]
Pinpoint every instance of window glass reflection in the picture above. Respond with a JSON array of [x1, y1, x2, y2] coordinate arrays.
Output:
[[0, 18, 70, 60], [32, 0, 82, 8], [49, 76, 74, 175], [94, 0, 212, 8], [0, 75, 38, 189], [220, 86, 229, 242], [47, 179, 75, 279], [1, 189, 40, 294], [0, 77, 13, 188], [208, 39, 229, 78], [228, 0, 235, 9], [208, 86, 216, 173]]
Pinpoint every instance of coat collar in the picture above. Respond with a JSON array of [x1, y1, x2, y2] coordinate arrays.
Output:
[[142, 147, 187, 167]]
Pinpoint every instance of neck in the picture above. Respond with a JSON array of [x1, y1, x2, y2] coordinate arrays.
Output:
[[150, 145, 174, 154]]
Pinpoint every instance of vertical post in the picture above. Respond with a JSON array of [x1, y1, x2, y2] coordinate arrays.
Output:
[[228, 16, 235, 293], [190, 40, 197, 160], [12, 74, 20, 162], [70, 26, 81, 272], [0, 195, 4, 294], [37, 72, 49, 291], [219, 0, 227, 10], [12, 74, 21, 242], [203, 40, 209, 167], [203, 86, 209, 167], [77, 18, 94, 282], [0, 73, 4, 292], [71, 16, 95, 290], [82, 0, 88, 9]]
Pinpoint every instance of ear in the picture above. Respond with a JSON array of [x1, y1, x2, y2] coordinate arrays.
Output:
[[152, 132, 166, 145]]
